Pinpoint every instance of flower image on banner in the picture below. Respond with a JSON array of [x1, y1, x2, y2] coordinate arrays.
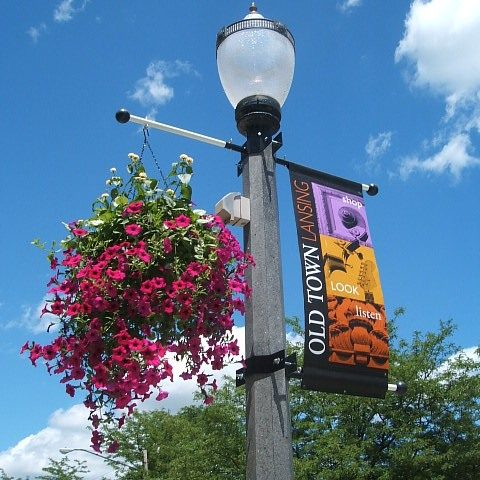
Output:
[[21, 150, 253, 452]]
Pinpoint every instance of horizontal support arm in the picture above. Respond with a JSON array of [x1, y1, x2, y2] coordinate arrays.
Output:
[[115, 109, 245, 153]]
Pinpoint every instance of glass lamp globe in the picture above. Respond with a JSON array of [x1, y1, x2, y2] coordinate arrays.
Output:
[[216, 4, 295, 136]]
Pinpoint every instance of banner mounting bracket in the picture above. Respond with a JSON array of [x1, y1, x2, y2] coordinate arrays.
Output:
[[235, 352, 300, 387]]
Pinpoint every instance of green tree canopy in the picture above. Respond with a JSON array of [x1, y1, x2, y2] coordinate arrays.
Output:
[[290, 314, 480, 479], [36, 457, 88, 480], [106, 312, 479, 480], [105, 381, 245, 480]]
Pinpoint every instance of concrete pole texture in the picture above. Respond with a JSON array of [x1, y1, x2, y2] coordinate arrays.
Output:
[[242, 139, 294, 480]]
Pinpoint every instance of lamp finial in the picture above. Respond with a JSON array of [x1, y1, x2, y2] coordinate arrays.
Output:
[[249, 2, 257, 13]]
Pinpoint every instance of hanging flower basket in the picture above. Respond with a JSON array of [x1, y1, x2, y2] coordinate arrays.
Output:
[[22, 152, 253, 451]]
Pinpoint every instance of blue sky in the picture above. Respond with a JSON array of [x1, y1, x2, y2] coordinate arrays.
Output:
[[1, 0, 480, 477]]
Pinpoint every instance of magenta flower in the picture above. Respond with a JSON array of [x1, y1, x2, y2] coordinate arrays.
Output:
[[156, 390, 169, 401], [62, 254, 83, 267], [229, 279, 245, 293], [137, 250, 151, 263], [50, 300, 64, 315], [72, 228, 88, 237], [123, 201, 143, 216], [107, 441, 120, 454], [106, 269, 126, 282], [151, 277, 166, 289], [163, 220, 176, 230], [140, 280, 154, 295], [125, 224, 142, 236], [175, 214, 191, 228], [186, 262, 204, 277], [67, 303, 82, 317], [163, 237, 173, 254]]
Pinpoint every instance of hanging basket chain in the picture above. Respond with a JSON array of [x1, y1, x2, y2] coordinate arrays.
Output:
[[127, 126, 168, 197], [142, 126, 168, 187]]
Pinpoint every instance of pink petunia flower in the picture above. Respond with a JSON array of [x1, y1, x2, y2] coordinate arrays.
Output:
[[123, 201, 143, 217], [125, 224, 142, 236], [151, 277, 166, 289], [163, 220, 177, 230], [162, 237, 173, 254], [72, 228, 88, 237], [175, 215, 191, 228], [156, 390, 169, 401], [62, 254, 83, 268], [106, 269, 126, 282]]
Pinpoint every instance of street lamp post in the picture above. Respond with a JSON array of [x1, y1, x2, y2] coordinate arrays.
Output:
[[217, 4, 295, 479]]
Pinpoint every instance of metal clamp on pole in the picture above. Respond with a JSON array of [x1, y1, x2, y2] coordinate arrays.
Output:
[[236, 351, 300, 387], [236, 350, 285, 387]]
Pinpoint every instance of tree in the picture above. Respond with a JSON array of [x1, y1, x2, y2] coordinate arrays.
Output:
[[0, 457, 87, 480], [106, 312, 480, 479], [0, 469, 18, 480], [36, 457, 88, 480], [289, 312, 480, 479], [105, 381, 245, 480]]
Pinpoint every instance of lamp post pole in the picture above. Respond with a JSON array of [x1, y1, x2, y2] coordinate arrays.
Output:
[[242, 137, 293, 479], [217, 4, 295, 479]]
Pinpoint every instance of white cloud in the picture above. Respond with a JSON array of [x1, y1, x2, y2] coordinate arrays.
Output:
[[54, 0, 88, 23], [437, 346, 480, 376], [398, 133, 480, 181], [395, 0, 480, 180], [3, 296, 58, 334], [27, 23, 47, 43], [0, 405, 114, 479], [365, 131, 393, 160], [130, 60, 198, 109], [338, 0, 362, 13], [395, 0, 480, 106]]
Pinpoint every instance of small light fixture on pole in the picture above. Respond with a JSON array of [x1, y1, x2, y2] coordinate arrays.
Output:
[[217, 4, 295, 479]]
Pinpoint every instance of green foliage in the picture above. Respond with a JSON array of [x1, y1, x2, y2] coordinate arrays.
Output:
[[0, 458, 88, 480], [36, 457, 88, 480], [105, 381, 245, 479], [105, 313, 479, 480], [0, 469, 16, 480], [289, 314, 480, 480]]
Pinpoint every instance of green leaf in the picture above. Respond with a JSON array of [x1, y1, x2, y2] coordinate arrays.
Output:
[[31, 239, 46, 250], [165, 195, 176, 208], [114, 195, 129, 207], [99, 211, 114, 222], [181, 184, 192, 202]]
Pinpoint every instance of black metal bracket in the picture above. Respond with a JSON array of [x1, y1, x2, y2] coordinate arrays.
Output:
[[237, 143, 248, 177], [236, 351, 300, 387], [272, 132, 283, 155], [236, 132, 284, 177]]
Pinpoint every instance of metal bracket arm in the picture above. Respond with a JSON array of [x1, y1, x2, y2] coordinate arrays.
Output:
[[236, 351, 298, 387]]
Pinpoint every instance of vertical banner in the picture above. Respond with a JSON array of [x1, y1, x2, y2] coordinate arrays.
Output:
[[289, 162, 388, 398]]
